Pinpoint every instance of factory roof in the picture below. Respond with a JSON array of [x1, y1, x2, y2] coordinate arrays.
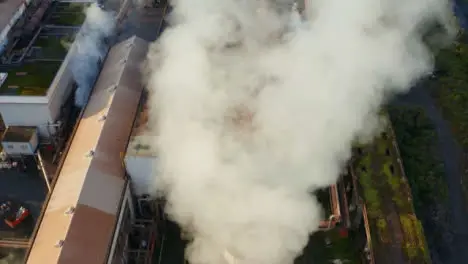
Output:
[[25, 36, 149, 264], [1, 126, 36, 142], [0, 0, 25, 35]]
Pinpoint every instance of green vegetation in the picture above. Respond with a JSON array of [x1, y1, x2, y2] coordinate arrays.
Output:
[[47, 2, 89, 26], [54, 2, 90, 13], [47, 12, 86, 26], [306, 229, 361, 263], [400, 214, 427, 259], [431, 33, 468, 204], [33, 35, 74, 59], [389, 106, 451, 260], [389, 107, 447, 208], [0, 61, 62, 96], [353, 115, 431, 262]]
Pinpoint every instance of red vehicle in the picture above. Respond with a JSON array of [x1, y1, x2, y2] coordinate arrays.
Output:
[[0, 201, 30, 229]]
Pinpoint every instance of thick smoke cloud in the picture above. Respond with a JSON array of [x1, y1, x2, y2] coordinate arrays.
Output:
[[71, 4, 116, 107], [147, 0, 455, 263]]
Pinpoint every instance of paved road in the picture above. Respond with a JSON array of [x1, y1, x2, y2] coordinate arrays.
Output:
[[395, 84, 468, 264]]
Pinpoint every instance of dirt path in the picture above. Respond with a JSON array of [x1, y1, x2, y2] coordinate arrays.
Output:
[[394, 85, 468, 264]]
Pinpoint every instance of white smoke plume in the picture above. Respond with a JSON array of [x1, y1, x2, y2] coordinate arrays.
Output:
[[71, 4, 116, 107], [147, 0, 455, 263]]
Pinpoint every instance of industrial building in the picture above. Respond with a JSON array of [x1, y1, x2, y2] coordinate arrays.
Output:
[[0, 1, 431, 264], [24, 36, 166, 264], [0, 1, 92, 137], [23, 38, 430, 263]]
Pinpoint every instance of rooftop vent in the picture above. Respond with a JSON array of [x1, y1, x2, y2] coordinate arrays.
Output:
[[85, 150, 95, 158], [54, 240, 64, 248], [98, 115, 107, 122], [64, 206, 75, 215], [108, 85, 117, 92]]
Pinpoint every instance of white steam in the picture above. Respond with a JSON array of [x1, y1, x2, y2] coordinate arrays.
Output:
[[147, 0, 454, 263], [71, 4, 116, 107]]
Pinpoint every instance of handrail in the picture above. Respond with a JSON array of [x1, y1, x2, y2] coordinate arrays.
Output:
[[0, 239, 30, 248]]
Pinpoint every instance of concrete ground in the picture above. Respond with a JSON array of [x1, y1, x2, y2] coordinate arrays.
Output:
[[0, 160, 48, 240]]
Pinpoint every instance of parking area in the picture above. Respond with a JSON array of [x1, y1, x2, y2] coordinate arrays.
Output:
[[0, 158, 48, 241], [44, 2, 89, 27]]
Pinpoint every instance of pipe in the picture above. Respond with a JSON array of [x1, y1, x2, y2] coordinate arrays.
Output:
[[0, 239, 30, 248], [36, 150, 51, 192]]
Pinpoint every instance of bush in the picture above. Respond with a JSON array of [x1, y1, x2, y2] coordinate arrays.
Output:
[[389, 106, 451, 263], [431, 33, 468, 205]]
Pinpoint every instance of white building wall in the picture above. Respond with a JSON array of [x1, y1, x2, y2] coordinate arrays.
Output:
[[0, 103, 54, 136], [47, 64, 74, 122], [124, 155, 157, 196], [0, 43, 75, 137]]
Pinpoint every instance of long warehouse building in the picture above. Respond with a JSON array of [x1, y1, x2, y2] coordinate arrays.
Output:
[[25, 36, 150, 264]]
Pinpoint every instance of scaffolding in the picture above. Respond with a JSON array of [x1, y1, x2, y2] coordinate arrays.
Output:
[[126, 219, 157, 264], [123, 196, 166, 264]]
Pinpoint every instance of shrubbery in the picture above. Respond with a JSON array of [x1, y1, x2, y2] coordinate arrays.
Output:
[[389, 106, 451, 263], [431, 33, 468, 205]]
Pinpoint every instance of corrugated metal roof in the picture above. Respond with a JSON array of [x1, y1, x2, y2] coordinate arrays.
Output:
[[26, 36, 149, 264]]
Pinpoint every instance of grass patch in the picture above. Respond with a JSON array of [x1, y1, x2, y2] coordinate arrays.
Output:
[[356, 154, 381, 217], [33, 35, 74, 59], [54, 2, 90, 13], [399, 214, 429, 261], [47, 12, 86, 26], [353, 113, 430, 262], [0, 61, 62, 96]]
